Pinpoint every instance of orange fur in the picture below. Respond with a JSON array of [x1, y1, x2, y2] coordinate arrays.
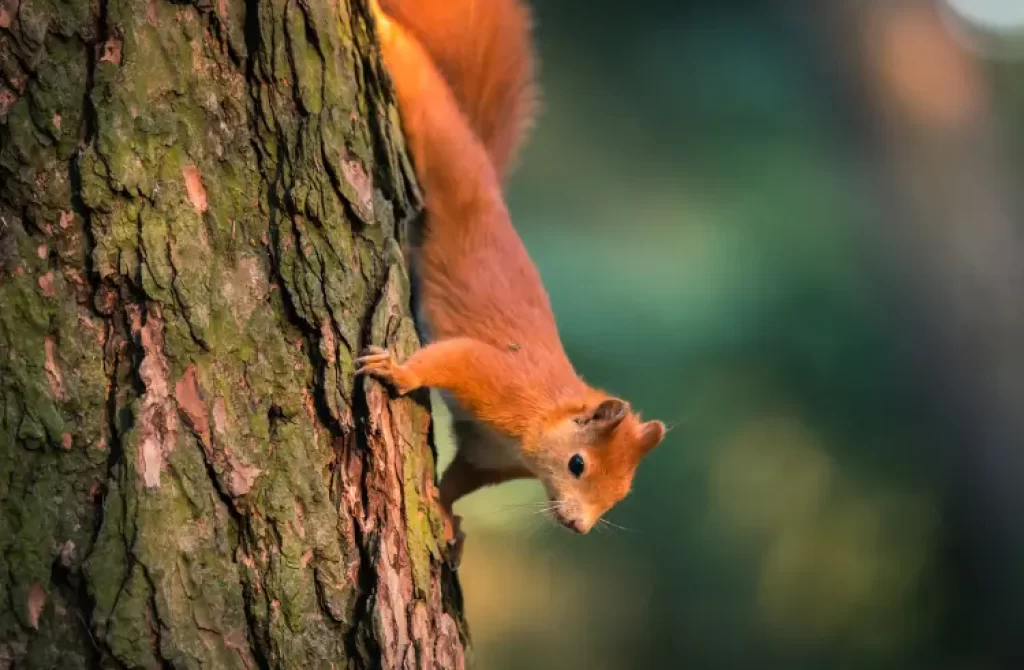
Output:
[[379, 0, 537, 180], [362, 0, 666, 551]]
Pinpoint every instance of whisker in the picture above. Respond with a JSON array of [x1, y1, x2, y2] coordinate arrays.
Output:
[[500, 500, 553, 509], [530, 501, 562, 516], [598, 517, 636, 533], [525, 514, 548, 541], [664, 414, 689, 434]]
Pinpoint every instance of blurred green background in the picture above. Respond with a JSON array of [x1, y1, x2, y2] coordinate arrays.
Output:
[[430, 1, 1024, 668]]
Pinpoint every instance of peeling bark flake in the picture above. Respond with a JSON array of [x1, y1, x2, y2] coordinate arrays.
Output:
[[139, 436, 163, 488], [0, 86, 15, 117], [58, 540, 76, 568], [0, 0, 470, 661], [99, 37, 123, 65], [175, 365, 211, 445], [225, 459, 261, 497], [212, 397, 228, 435], [37, 271, 55, 296], [43, 336, 65, 400], [320, 323, 336, 364], [222, 628, 256, 670], [176, 368, 260, 496], [409, 603, 432, 667], [376, 535, 411, 669], [26, 584, 46, 629], [294, 500, 306, 538], [131, 308, 178, 488], [342, 158, 374, 219], [435, 613, 465, 670], [182, 165, 208, 213]]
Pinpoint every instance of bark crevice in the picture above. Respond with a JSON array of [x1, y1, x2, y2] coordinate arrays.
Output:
[[1, 0, 466, 667]]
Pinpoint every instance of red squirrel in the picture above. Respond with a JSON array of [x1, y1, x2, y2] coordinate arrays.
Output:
[[360, 0, 666, 560]]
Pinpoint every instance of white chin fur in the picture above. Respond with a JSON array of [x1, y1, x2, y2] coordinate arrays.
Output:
[[440, 392, 527, 472]]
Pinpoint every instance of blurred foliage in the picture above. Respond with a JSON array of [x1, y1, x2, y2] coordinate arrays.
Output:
[[432, 1, 1024, 668]]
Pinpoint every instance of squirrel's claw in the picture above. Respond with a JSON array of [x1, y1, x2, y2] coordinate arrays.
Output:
[[354, 346, 392, 375], [444, 514, 466, 569], [355, 346, 415, 395]]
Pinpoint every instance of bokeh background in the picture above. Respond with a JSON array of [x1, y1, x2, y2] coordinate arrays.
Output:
[[431, 0, 1024, 668]]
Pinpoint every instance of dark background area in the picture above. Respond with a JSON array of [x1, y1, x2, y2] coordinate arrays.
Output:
[[434, 1, 1024, 668]]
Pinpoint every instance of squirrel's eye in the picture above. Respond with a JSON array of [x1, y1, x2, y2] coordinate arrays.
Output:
[[568, 454, 585, 478]]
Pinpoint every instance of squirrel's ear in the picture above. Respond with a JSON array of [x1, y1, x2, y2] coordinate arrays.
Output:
[[637, 420, 666, 455], [575, 398, 628, 435]]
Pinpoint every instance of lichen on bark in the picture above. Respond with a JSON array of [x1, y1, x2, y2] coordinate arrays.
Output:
[[0, 0, 467, 668]]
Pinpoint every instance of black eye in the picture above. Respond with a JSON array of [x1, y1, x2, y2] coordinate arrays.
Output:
[[568, 454, 585, 478]]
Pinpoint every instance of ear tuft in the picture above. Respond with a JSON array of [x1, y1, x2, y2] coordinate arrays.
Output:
[[638, 420, 666, 454]]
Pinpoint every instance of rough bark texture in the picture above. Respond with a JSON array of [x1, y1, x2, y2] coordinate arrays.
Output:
[[0, 0, 468, 668]]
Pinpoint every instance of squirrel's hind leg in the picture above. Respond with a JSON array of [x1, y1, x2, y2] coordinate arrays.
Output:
[[439, 423, 533, 567]]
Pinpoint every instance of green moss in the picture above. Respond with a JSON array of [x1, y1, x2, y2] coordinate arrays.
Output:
[[1, 101, 51, 184], [84, 481, 129, 630], [105, 566, 162, 669], [285, 6, 324, 115], [77, 149, 115, 212], [0, 283, 73, 449], [1, 0, 464, 663], [121, 22, 185, 104], [1, 273, 56, 331], [44, 0, 93, 39], [4, 460, 62, 617], [138, 206, 173, 301], [396, 331, 443, 595], [403, 440, 442, 596], [168, 220, 213, 330], [28, 38, 88, 160]]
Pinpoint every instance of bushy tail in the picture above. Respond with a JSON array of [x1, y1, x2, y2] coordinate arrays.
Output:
[[380, 0, 539, 181]]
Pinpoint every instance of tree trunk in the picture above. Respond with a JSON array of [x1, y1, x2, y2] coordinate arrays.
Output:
[[0, 0, 467, 668]]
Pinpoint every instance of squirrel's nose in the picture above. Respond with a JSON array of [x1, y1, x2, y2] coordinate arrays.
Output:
[[565, 516, 591, 534], [553, 509, 585, 534]]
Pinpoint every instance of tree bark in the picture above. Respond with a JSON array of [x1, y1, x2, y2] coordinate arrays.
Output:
[[0, 0, 467, 668]]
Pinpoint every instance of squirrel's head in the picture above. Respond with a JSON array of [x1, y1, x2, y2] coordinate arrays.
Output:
[[529, 396, 665, 534]]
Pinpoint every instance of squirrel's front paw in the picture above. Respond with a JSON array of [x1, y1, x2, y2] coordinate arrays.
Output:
[[355, 346, 414, 394], [443, 514, 466, 569]]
